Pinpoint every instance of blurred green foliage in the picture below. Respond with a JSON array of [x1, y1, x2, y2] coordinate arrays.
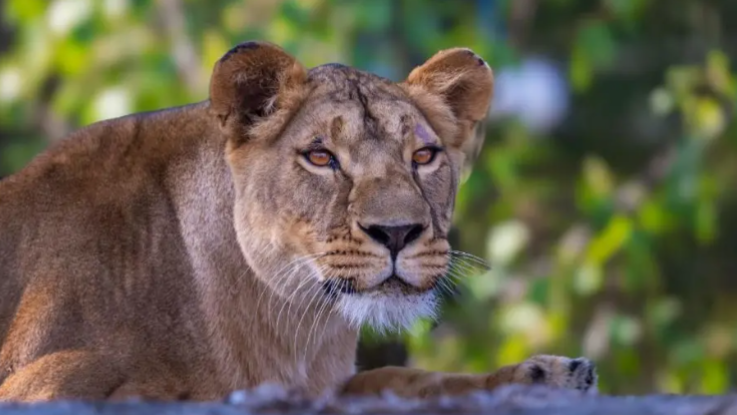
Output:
[[1, 0, 737, 395]]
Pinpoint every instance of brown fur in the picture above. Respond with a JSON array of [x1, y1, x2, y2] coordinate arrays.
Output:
[[0, 41, 596, 402]]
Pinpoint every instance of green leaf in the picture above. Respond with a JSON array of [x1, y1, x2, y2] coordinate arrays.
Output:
[[586, 215, 632, 265], [570, 19, 617, 91]]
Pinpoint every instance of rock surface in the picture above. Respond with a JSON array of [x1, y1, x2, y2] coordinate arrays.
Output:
[[2, 384, 737, 415]]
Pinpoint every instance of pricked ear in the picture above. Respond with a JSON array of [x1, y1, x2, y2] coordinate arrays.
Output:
[[209, 41, 307, 143], [403, 48, 494, 174]]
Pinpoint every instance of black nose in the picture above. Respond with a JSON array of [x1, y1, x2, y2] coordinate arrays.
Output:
[[359, 223, 425, 259]]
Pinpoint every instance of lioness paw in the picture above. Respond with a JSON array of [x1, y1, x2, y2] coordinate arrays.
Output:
[[511, 354, 597, 393]]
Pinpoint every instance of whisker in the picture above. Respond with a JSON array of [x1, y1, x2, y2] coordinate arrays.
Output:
[[249, 243, 276, 308], [448, 260, 486, 278], [440, 267, 465, 289], [292, 268, 327, 364], [258, 252, 324, 316], [449, 250, 491, 270], [433, 277, 455, 299], [438, 266, 475, 294], [262, 266, 300, 318], [254, 252, 323, 312], [449, 262, 481, 279], [447, 257, 487, 281], [256, 262, 296, 313], [313, 278, 345, 346], [445, 265, 476, 283], [274, 253, 327, 334], [303, 268, 337, 362], [275, 265, 317, 335]]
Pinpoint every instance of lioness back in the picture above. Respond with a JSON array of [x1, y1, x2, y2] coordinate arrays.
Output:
[[0, 104, 222, 393]]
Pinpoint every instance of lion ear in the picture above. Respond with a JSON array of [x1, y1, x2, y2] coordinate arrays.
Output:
[[209, 41, 307, 142], [403, 48, 494, 173]]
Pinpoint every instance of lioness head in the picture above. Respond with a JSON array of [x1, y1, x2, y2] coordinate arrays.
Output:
[[209, 41, 493, 331]]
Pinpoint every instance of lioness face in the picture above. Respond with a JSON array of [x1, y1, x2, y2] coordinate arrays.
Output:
[[211, 42, 493, 331]]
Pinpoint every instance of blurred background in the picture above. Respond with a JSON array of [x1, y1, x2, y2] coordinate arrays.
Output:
[[1, 0, 736, 395]]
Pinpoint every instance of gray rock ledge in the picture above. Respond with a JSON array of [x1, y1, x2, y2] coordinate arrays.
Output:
[[1, 384, 736, 415]]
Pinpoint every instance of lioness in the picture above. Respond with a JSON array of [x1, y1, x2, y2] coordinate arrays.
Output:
[[0, 41, 596, 401]]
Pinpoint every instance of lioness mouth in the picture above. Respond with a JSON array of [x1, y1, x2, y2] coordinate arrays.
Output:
[[322, 275, 425, 299], [378, 275, 419, 293]]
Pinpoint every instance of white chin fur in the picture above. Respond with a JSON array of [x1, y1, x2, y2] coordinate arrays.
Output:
[[335, 290, 439, 333]]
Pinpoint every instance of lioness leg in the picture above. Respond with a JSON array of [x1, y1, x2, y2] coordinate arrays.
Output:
[[341, 355, 597, 398], [0, 350, 192, 402], [0, 350, 126, 401]]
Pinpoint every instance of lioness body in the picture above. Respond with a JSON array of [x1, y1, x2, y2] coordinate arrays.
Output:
[[0, 42, 596, 401], [0, 103, 355, 399]]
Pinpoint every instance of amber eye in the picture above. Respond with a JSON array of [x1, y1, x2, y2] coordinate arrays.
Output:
[[305, 149, 335, 168], [412, 147, 439, 166]]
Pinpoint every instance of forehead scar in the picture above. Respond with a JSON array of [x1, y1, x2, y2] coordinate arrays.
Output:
[[330, 116, 344, 140], [414, 123, 435, 144]]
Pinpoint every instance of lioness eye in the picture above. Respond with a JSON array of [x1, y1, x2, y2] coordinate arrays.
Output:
[[412, 147, 438, 166], [305, 150, 335, 167]]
